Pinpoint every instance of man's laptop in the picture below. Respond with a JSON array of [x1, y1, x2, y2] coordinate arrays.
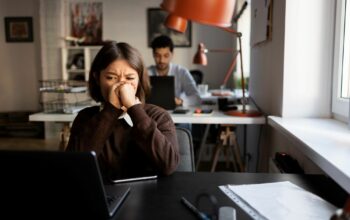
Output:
[[0, 150, 130, 219], [147, 76, 176, 110]]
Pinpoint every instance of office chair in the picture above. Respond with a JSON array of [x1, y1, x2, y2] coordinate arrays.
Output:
[[189, 69, 203, 85], [175, 127, 195, 172]]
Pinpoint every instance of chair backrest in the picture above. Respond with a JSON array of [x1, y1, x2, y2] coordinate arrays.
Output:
[[190, 69, 203, 85], [175, 127, 195, 172]]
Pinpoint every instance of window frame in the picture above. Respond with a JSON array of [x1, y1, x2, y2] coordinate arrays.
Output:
[[332, 0, 350, 121]]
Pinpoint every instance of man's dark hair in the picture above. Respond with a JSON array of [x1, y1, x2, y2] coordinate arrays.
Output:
[[151, 35, 174, 52], [88, 41, 150, 103]]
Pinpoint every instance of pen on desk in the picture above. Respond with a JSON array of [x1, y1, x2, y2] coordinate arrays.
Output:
[[181, 196, 210, 220], [112, 175, 157, 184]]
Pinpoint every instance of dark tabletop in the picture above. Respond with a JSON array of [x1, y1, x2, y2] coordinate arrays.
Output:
[[111, 172, 348, 220]]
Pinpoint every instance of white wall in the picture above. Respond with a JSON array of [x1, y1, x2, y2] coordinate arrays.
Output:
[[0, 0, 41, 112], [40, 0, 64, 80], [64, 0, 233, 89], [251, 0, 335, 173], [237, 0, 251, 84], [251, 0, 334, 117], [282, 0, 334, 117], [250, 0, 285, 115], [194, 23, 235, 88]]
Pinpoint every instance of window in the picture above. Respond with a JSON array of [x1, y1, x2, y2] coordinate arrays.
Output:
[[341, 0, 350, 99], [332, 0, 350, 120]]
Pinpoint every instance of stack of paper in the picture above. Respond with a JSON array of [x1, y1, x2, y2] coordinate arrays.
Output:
[[219, 181, 337, 220]]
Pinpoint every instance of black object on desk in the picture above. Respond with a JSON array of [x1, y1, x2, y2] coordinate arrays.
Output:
[[173, 108, 190, 114], [218, 97, 238, 111], [218, 97, 228, 111]]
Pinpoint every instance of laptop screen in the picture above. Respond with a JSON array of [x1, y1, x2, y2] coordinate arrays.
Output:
[[146, 76, 176, 110], [0, 150, 130, 219]]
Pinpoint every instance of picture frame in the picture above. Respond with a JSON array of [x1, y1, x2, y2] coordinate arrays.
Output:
[[251, 0, 273, 46], [147, 8, 191, 47], [70, 2, 103, 45], [4, 17, 33, 42]]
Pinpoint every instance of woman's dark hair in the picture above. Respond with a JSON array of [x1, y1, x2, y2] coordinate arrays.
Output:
[[88, 41, 150, 103], [151, 35, 174, 52]]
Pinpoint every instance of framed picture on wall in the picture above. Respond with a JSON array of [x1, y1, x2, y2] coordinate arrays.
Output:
[[147, 8, 191, 47], [251, 0, 273, 46], [70, 2, 103, 45], [4, 17, 33, 42]]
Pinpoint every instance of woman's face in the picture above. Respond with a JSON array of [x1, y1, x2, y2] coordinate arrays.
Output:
[[99, 59, 139, 101]]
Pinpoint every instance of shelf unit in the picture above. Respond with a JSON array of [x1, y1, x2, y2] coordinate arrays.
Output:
[[39, 80, 93, 114], [36, 46, 101, 114], [61, 46, 101, 81]]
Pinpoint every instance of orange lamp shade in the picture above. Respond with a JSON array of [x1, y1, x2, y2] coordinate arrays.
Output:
[[164, 14, 188, 33], [160, 0, 236, 32], [193, 43, 208, 65]]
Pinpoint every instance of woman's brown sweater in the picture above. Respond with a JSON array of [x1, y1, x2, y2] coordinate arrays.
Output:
[[66, 102, 179, 180]]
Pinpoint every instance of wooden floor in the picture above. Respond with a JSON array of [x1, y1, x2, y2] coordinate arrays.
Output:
[[0, 137, 60, 151]]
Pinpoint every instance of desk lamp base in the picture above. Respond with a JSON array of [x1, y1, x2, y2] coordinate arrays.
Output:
[[225, 109, 262, 117]]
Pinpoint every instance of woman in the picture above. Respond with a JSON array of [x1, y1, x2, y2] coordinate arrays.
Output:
[[66, 41, 179, 180]]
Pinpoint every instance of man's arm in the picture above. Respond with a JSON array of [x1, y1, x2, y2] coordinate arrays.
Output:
[[181, 70, 201, 106]]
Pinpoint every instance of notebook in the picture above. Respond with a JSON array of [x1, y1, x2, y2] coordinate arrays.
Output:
[[0, 150, 130, 219], [147, 76, 176, 110]]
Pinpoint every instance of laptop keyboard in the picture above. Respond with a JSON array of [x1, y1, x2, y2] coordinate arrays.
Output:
[[104, 184, 130, 215], [106, 195, 117, 205]]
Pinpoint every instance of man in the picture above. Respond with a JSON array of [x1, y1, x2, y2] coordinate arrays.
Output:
[[148, 35, 201, 107]]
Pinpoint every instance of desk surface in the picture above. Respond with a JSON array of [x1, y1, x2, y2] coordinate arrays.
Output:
[[29, 106, 266, 125], [111, 172, 347, 220], [171, 106, 265, 124]]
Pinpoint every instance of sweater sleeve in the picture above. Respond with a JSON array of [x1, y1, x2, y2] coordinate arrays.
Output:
[[66, 102, 124, 155], [127, 104, 179, 175]]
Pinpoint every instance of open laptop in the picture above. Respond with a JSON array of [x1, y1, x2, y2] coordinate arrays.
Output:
[[0, 150, 130, 219], [146, 76, 176, 110]]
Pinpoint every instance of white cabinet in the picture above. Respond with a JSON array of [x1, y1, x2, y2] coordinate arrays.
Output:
[[61, 46, 101, 81]]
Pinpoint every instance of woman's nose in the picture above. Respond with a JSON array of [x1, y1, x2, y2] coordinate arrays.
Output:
[[119, 76, 126, 82]]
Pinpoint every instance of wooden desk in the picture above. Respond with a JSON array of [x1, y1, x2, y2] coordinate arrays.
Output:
[[29, 106, 265, 124], [111, 172, 347, 220], [29, 113, 75, 150], [29, 106, 266, 169]]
